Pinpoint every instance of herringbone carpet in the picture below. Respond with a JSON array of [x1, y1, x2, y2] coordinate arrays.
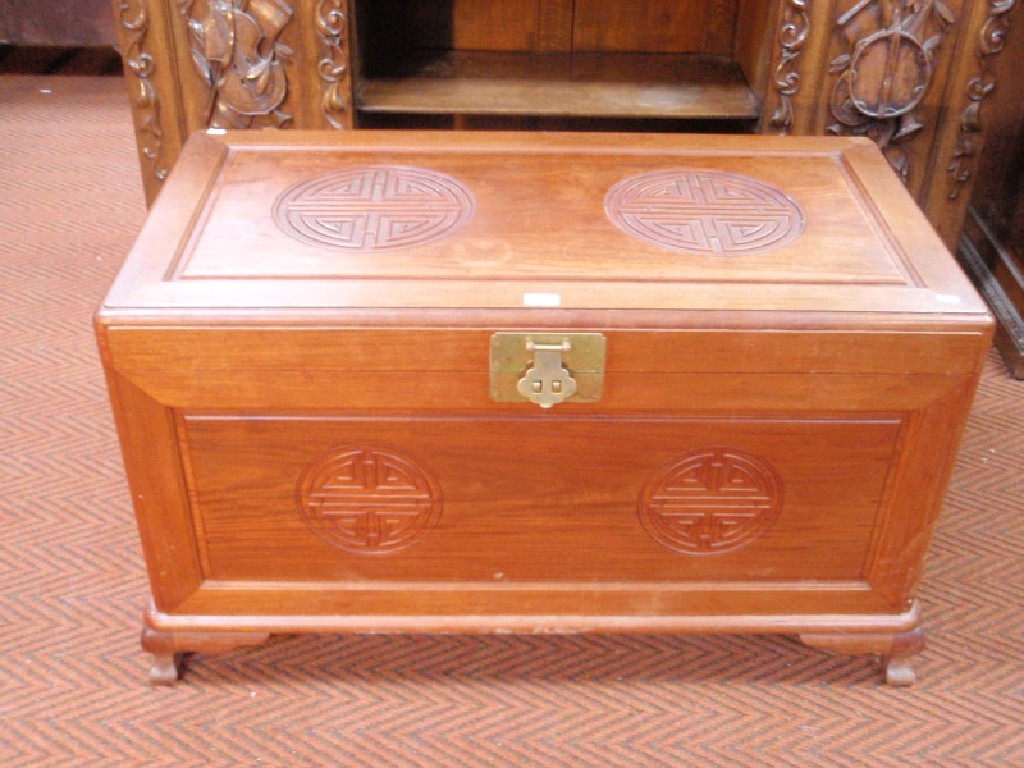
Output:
[[1, 74, 1022, 767]]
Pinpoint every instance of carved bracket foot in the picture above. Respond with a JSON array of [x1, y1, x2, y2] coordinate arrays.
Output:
[[141, 627, 272, 684], [799, 627, 925, 686], [883, 655, 918, 686], [147, 650, 182, 685]]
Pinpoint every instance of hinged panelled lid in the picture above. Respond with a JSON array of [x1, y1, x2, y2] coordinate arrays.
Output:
[[102, 130, 989, 324]]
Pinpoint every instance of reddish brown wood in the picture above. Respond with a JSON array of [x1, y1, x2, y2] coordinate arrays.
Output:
[[357, 51, 759, 120], [572, 0, 735, 54], [0, 0, 117, 46], [537, 0, 574, 52], [953, 36, 1024, 377], [97, 131, 992, 685]]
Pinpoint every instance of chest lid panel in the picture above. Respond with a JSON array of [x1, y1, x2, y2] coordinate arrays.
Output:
[[102, 131, 988, 321]]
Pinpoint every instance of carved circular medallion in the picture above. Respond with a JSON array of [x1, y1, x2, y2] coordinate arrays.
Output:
[[605, 169, 806, 255], [298, 445, 442, 555], [273, 165, 476, 251], [849, 31, 930, 119], [639, 448, 783, 555]]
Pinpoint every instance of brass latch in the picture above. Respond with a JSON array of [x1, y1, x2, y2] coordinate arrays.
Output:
[[490, 333, 606, 408]]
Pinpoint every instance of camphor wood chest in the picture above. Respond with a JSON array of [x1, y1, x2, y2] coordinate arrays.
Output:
[[97, 131, 992, 685]]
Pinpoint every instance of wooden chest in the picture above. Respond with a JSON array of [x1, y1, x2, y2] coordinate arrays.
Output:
[[96, 131, 992, 685]]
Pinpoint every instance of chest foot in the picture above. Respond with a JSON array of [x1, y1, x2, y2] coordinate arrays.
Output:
[[141, 627, 272, 684], [799, 627, 925, 686]]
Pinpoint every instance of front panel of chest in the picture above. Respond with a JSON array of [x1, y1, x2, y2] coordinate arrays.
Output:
[[179, 412, 902, 584]]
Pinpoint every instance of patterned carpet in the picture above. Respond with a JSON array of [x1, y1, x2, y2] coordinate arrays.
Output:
[[0, 75, 1022, 767]]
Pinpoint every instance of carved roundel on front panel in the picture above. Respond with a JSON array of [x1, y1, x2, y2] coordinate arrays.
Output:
[[639, 448, 783, 555], [273, 165, 476, 251], [298, 445, 442, 555], [604, 169, 806, 255]]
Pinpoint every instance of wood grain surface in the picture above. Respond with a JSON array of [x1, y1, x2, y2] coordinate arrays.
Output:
[[95, 129, 993, 685]]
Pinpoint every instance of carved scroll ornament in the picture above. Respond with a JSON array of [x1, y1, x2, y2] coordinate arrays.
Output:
[[316, 0, 352, 129], [770, 0, 811, 134], [827, 0, 955, 182], [118, 0, 168, 182], [948, 0, 1019, 198], [178, 0, 294, 129]]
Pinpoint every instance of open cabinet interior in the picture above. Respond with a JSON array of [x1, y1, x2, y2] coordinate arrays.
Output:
[[353, 0, 774, 131]]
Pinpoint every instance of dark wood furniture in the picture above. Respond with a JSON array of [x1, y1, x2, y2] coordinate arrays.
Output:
[[0, 1, 117, 46], [113, 0, 1022, 262], [96, 130, 992, 685], [956, 30, 1024, 377]]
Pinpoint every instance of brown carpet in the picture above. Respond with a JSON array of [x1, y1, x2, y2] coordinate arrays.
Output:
[[1, 74, 1022, 767]]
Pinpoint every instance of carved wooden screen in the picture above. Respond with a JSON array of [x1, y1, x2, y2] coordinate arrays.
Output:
[[115, 0, 1021, 255]]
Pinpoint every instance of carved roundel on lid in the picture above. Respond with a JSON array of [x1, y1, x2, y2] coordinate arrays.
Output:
[[639, 447, 783, 555], [273, 165, 476, 251], [298, 445, 442, 555], [605, 169, 806, 255]]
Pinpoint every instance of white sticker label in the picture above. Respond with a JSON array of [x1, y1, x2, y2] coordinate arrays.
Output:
[[935, 293, 962, 304], [523, 292, 561, 307]]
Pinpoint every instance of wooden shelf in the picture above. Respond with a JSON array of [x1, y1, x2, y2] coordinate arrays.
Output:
[[357, 52, 759, 120]]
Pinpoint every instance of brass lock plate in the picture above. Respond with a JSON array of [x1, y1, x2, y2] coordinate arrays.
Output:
[[489, 333, 606, 407]]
